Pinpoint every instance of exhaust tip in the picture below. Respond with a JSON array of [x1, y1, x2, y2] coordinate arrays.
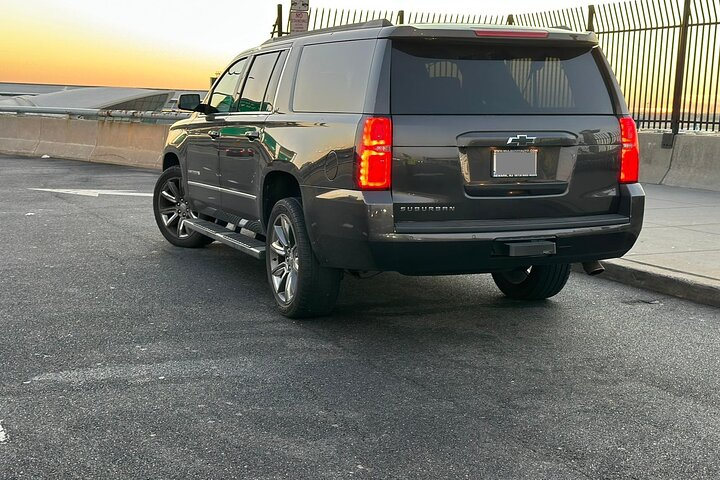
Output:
[[582, 261, 605, 276]]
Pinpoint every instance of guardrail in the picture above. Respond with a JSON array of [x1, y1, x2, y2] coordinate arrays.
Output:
[[0, 106, 190, 123]]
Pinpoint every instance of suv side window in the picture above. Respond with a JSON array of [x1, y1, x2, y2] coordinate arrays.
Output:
[[208, 58, 247, 113], [261, 50, 288, 113], [234, 52, 281, 113], [292, 40, 375, 113]]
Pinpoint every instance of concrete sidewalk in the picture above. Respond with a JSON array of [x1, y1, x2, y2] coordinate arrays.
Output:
[[598, 183, 720, 307]]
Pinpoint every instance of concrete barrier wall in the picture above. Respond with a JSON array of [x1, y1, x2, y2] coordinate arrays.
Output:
[[639, 132, 720, 192], [0, 115, 166, 170], [0, 115, 718, 190], [0, 116, 42, 156], [36, 117, 98, 161], [91, 121, 168, 169], [663, 135, 720, 191], [638, 132, 672, 185]]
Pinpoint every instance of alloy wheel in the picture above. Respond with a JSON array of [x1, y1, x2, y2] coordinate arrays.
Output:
[[269, 213, 298, 304], [157, 176, 197, 239]]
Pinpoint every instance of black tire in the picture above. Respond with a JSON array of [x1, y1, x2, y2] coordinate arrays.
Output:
[[153, 165, 213, 248], [266, 198, 342, 318], [492, 263, 571, 300]]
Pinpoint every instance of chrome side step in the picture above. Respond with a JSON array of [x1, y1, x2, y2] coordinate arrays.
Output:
[[184, 219, 266, 260]]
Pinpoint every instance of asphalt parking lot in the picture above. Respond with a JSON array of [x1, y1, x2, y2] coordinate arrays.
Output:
[[1, 155, 719, 479]]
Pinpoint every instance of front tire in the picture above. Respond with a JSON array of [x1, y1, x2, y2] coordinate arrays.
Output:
[[153, 165, 212, 248], [492, 264, 571, 300], [266, 198, 342, 318]]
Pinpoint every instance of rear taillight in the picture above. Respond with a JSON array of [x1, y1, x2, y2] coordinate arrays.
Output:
[[619, 116, 639, 184], [357, 117, 392, 190]]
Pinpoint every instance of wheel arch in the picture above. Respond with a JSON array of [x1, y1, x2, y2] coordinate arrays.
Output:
[[162, 151, 180, 171], [261, 170, 303, 229]]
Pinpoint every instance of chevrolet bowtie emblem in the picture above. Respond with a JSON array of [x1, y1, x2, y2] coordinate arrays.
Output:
[[507, 134, 537, 147]]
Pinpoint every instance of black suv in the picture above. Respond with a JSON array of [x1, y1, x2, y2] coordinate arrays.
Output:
[[153, 20, 644, 317]]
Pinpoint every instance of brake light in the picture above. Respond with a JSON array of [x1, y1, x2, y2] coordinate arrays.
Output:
[[619, 116, 639, 184], [474, 29, 549, 38], [357, 117, 392, 190]]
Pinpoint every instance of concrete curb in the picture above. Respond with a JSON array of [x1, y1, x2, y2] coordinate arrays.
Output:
[[574, 260, 720, 308]]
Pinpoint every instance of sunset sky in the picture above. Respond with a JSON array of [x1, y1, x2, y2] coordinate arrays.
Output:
[[1, 0, 596, 90]]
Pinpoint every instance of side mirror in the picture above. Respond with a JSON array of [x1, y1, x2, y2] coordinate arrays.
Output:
[[177, 94, 201, 111]]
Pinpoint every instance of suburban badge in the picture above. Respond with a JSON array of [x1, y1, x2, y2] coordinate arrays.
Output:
[[399, 205, 456, 213]]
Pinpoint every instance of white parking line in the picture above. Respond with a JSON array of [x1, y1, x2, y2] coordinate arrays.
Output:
[[29, 188, 152, 197], [0, 421, 8, 444]]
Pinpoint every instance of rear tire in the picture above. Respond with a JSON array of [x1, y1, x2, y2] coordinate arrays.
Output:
[[266, 198, 342, 318], [153, 165, 213, 248], [492, 264, 571, 300]]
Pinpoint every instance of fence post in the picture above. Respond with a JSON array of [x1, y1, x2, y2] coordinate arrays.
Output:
[[670, 0, 692, 137], [398, 10, 405, 24], [586, 4, 595, 31], [507, 14, 515, 25], [272, 3, 284, 37]]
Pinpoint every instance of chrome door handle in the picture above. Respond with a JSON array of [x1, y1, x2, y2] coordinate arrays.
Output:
[[244, 130, 261, 141], [208, 130, 221, 139]]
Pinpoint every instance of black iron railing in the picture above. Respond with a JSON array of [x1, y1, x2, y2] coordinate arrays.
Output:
[[272, 0, 720, 133]]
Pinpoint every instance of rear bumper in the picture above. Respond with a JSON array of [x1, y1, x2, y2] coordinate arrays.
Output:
[[301, 183, 644, 275]]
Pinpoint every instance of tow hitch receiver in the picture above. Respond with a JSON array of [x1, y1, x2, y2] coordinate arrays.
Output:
[[493, 239, 557, 257]]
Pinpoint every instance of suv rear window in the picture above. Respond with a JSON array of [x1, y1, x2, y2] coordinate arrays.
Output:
[[391, 42, 613, 115]]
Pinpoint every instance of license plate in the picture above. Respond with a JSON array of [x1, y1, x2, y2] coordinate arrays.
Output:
[[492, 149, 538, 178]]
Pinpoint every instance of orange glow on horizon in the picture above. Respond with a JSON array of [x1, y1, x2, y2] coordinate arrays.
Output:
[[1, 12, 226, 90], [1, 0, 619, 91]]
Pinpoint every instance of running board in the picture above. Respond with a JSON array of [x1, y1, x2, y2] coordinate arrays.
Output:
[[184, 219, 266, 259]]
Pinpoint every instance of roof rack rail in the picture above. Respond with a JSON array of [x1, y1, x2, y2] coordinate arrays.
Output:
[[263, 18, 393, 44]]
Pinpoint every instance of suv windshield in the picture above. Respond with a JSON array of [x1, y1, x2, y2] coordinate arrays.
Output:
[[391, 42, 614, 115]]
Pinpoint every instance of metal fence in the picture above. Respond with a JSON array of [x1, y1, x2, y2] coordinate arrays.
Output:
[[273, 0, 720, 134], [302, 9, 505, 28], [513, 0, 720, 134]]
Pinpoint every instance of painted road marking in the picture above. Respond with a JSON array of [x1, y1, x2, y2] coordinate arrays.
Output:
[[0, 421, 7, 444], [29, 188, 152, 197], [30, 358, 255, 385]]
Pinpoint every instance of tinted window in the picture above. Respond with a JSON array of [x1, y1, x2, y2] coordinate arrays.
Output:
[[293, 40, 375, 113], [391, 43, 613, 115], [235, 52, 280, 112], [262, 50, 288, 113], [209, 59, 247, 113]]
